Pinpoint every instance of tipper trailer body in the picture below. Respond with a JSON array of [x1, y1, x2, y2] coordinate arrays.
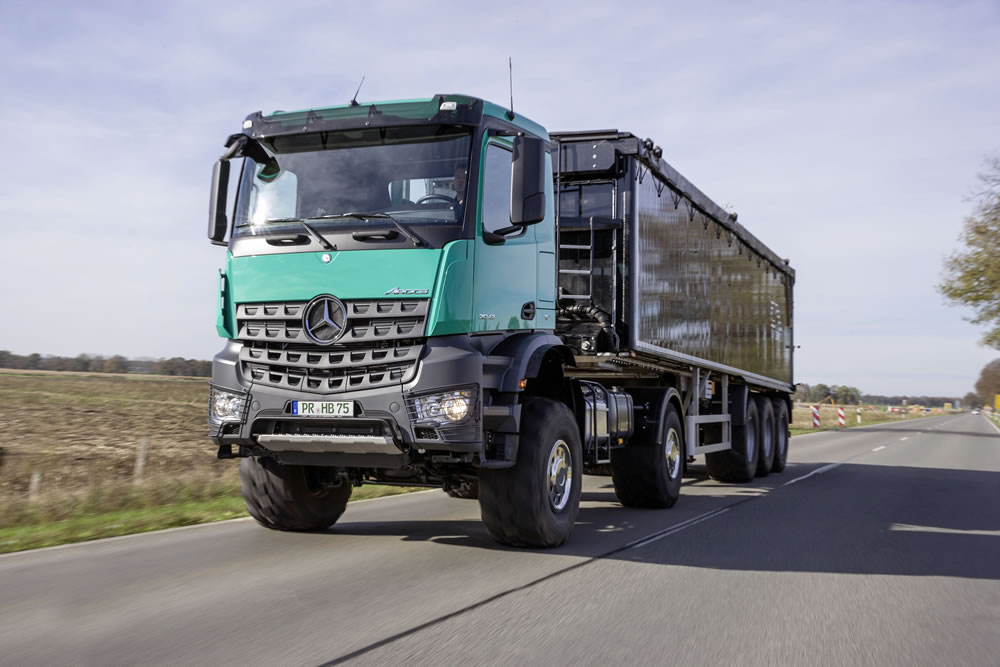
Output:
[[207, 94, 795, 546]]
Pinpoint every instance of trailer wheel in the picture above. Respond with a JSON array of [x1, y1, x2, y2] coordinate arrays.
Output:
[[610, 403, 683, 508], [478, 397, 582, 548], [755, 397, 775, 477], [771, 400, 790, 473], [240, 457, 352, 532], [705, 396, 760, 483]]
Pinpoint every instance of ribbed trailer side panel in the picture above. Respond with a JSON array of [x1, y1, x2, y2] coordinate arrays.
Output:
[[631, 174, 793, 386], [553, 130, 795, 390]]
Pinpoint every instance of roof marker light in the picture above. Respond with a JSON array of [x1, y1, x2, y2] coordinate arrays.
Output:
[[439, 101, 457, 111]]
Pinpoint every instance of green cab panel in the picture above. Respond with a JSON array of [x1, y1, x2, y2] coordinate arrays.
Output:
[[221, 242, 474, 338]]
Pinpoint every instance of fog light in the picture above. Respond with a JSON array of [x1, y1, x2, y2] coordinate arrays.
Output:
[[441, 396, 470, 422], [406, 386, 478, 428]]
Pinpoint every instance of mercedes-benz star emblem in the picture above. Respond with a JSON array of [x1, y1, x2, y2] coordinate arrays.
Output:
[[303, 295, 348, 345]]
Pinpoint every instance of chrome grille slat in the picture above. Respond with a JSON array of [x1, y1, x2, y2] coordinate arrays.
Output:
[[236, 298, 428, 395], [241, 344, 421, 370]]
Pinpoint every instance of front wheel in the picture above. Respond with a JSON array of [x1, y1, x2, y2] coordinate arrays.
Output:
[[240, 457, 352, 532], [443, 479, 479, 499], [478, 398, 582, 548]]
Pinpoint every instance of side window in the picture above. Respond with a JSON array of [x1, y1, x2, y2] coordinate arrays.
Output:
[[481, 143, 513, 234]]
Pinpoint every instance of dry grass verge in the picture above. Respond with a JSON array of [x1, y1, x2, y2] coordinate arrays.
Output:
[[790, 403, 937, 435], [0, 372, 421, 553]]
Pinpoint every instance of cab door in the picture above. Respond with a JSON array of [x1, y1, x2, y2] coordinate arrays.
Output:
[[472, 139, 538, 332]]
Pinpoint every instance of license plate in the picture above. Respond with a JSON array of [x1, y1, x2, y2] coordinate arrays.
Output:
[[292, 401, 354, 417]]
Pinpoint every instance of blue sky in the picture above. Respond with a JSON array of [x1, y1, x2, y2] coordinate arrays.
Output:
[[1, 0, 998, 396]]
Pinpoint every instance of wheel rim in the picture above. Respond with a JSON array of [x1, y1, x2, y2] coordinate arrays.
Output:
[[746, 416, 757, 460], [776, 417, 787, 458], [762, 417, 773, 460], [665, 428, 682, 479], [547, 439, 573, 512]]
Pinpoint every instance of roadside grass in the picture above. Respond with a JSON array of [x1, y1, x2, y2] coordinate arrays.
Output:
[[790, 404, 936, 436], [0, 481, 423, 555], [0, 371, 424, 554]]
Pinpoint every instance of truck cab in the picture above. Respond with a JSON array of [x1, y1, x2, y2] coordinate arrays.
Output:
[[208, 95, 582, 545]]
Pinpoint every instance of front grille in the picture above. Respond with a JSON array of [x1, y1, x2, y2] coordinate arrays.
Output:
[[237, 299, 428, 394]]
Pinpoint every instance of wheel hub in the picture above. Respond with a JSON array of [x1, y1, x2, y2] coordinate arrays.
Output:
[[547, 439, 573, 512], [665, 428, 682, 479]]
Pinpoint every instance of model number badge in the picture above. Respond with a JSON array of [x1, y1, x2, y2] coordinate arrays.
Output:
[[385, 287, 429, 295]]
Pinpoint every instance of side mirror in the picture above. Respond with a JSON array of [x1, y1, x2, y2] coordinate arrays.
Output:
[[208, 160, 230, 245], [510, 135, 546, 226]]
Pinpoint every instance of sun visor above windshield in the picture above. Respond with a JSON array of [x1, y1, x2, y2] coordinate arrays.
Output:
[[244, 95, 485, 140]]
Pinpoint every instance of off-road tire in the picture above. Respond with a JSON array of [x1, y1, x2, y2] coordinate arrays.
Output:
[[755, 397, 776, 477], [478, 398, 582, 548], [610, 403, 683, 508], [240, 457, 352, 531], [705, 396, 760, 483], [443, 480, 479, 499], [771, 399, 790, 473]]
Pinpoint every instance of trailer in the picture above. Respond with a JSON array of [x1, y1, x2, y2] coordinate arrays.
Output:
[[205, 94, 795, 548], [552, 130, 794, 488]]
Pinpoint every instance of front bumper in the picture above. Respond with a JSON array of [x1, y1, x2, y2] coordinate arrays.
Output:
[[209, 335, 486, 463]]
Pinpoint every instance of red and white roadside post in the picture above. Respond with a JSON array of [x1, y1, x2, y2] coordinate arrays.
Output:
[[837, 407, 845, 427], [812, 405, 820, 428]]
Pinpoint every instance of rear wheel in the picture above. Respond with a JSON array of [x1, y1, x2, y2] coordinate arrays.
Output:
[[705, 396, 760, 483], [610, 403, 683, 508], [478, 398, 582, 548], [443, 479, 479, 499], [771, 399, 790, 472], [755, 397, 775, 477], [240, 457, 352, 531]]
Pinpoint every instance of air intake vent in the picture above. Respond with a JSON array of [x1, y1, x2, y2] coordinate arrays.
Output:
[[236, 299, 428, 395]]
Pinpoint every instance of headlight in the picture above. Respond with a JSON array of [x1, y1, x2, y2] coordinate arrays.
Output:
[[406, 386, 478, 427], [209, 386, 247, 423]]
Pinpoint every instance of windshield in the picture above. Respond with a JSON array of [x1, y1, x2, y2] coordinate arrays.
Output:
[[233, 126, 472, 237]]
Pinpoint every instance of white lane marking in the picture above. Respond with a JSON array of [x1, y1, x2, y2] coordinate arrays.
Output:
[[872, 446, 886, 452], [628, 508, 731, 550], [899, 437, 909, 441], [782, 461, 844, 487], [890, 523, 1000, 537], [0, 489, 441, 560]]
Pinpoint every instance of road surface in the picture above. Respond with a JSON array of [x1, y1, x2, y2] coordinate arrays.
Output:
[[2, 414, 999, 666]]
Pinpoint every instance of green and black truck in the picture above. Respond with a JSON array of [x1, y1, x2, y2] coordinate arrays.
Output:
[[207, 94, 795, 547]]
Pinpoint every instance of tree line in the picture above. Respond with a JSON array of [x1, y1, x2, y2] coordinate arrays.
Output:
[[0, 351, 211, 377], [795, 358, 1000, 409], [795, 383, 963, 408]]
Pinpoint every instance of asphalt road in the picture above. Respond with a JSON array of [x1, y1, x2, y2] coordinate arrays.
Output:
[[2, 414, 999, 666]]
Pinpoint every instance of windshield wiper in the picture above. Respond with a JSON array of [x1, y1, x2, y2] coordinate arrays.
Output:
[[255, 218, 336, 251], [322, 212, 425, 248]]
